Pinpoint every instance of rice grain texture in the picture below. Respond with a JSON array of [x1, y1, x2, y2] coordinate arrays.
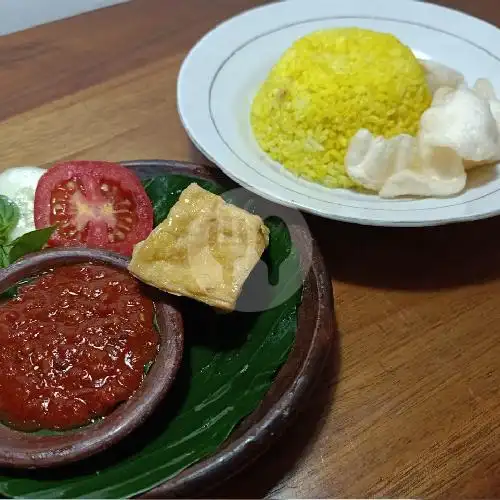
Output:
[[250, 28, 432, 189]]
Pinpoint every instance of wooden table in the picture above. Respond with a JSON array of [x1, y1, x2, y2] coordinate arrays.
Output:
[[0, 0, 499, 497]]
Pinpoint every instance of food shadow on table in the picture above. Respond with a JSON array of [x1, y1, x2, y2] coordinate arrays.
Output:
[[308, 213, 500, 291]]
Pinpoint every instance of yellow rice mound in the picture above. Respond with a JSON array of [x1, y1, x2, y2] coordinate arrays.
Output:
[[250, 28, 432, 189]]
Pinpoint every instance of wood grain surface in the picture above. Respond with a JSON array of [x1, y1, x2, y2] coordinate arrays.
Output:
[[0, 0, 499, 497]]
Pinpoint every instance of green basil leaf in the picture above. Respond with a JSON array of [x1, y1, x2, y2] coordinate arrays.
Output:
[[8, 226, 56, 264], [143, 361, 154, 375], [0, 228, 55, 300], [0, 195, 20, 244], [0, 277, 35, 301], [152, 313, 160, 333]]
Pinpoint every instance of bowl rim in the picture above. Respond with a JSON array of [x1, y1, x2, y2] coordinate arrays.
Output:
[[0, 247, 184, 469]]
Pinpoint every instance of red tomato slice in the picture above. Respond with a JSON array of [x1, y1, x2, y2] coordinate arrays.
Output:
[[34, 161, 153, 256]]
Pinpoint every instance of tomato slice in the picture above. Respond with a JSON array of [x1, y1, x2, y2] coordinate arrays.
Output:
[[34, 161, 153, 256]]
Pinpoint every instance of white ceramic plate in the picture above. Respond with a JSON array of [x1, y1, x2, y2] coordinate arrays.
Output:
[[177, 0, 500, 226]]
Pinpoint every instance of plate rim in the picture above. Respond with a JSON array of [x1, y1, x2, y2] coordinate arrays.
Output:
[[177, 0, 500, 227]]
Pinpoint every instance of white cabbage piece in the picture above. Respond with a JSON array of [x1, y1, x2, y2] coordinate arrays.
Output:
[[0, 166, 45, 239], [346, 129, 466, 198], [419, 59, 465, 93]]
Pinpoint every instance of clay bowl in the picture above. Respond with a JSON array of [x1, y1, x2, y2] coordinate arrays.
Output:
[[0, 247, 184, 469], [121, 160, 334, 498]]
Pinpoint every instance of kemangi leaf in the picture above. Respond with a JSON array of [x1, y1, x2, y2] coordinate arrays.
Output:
[[0, 226, 56, 300], [8, 226, 56, 265], [0, 195, 19, 245]]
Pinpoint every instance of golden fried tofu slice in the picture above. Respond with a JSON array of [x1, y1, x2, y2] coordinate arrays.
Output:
[[128, 183, 270, 311]]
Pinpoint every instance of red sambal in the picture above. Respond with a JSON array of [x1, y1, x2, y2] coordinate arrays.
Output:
[[0, 263, 159, 431]]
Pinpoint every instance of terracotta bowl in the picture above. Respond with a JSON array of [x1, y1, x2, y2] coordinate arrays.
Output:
[[0, 247, 184, 469]]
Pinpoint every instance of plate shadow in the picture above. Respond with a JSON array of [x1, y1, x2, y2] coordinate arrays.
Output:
[[308, 214, 500, 291]]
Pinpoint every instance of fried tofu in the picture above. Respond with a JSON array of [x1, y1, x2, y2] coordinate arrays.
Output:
[[128, 183, 270, 311]]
